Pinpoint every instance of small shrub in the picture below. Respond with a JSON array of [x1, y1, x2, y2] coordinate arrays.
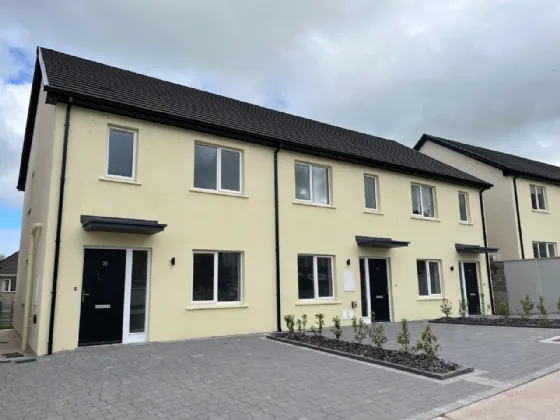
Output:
[[537, 296, 547, 319], [415, 323, 440, 358], [520, 295, 534, 320], [397, 319, 414, 354], [351, 316, 358, 336], [368, 322, 387, 349], [440, 298, 452, 318], [315, 313, 325, 336], [351, 317, 367, 344], [480, 293, 487, 317], [301, 314, 308, 333], [331, 316, 342, 340], [296, 318, 303, 333], [284, 314, 295, 333], [310, 325, 318, 337], [458, 299, 468, 318], [498, 300, 509, 319]]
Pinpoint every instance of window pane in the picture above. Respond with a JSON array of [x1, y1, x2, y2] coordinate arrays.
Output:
[[1, 279, 9, 292], [220, 149, 241, 191], [537, 188, 546, 210], [416, 261, 428, 296], [297, 256, 314, 299], [107, 129, 134, 177], [317, 257, 333, 298], [538, 243, 548, 259], [217, 253, 241, 302], [530, 186, 538, 210], [193, 253, 215, 301], [364, 176, 377, 209], [548, 243, 556, 258], [422, 186, 435, 218], [411, 185, 422, 215], [359, 259, 368, 317], [533, 243, 540, 258], [312, 166, 329, 204], [459, 193, 468, 221], [295, 164, 310, 200], [9, 277, 16, 292], [429, 262, 441, 295], [194, 144, 217, 190], [130, 251, 148, 333]]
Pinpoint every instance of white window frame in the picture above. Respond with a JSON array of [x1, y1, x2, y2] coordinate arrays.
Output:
[[364, 174, 379, 211], [530, 185, 547, 211], [1, 278, 13, 293], [192, 251, 243, 304], [417, 260, 442, 297], [105, 127, 137, 180], [411, 183, 436, 219], [458, 191, 469, 223], [294, 162, 331, 205], [297, 255, 335, 300], [194, 143, 243, 193], [533, 242, 557, 258]]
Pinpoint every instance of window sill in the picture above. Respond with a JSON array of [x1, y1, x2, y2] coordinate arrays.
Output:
[[532, 209, 550, 214], [459, 221, 474, 226], [411, 216, 440, 223], [417, 296, 443, 301], [295, 300, 341, 306], [293, 200, 336, 209], [364, 209, 384, 215], [189, 187, 248, 199], [99, 176, 142, 186], [186, 303, 249, 311]]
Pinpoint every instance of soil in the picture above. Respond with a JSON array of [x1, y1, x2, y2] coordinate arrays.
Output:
[[432, 317, 560, 328], [274, 332, 460, 374]]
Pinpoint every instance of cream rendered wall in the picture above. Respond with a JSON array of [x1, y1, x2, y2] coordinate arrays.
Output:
[[14, 83, 58, 354], [419, 141, 521, 260], [515, 178, 560, 259], [277, 151, 490, 326], [46, 107, 276, 354]]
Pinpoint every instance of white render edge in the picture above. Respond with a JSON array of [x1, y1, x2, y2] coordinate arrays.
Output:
[[38, 48, 49, 87]]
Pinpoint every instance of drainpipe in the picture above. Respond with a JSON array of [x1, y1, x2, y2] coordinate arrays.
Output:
[[512, 176, 525, 259], [479, 189, 494, 314], [273, 146, 281, 332], [21, 223, 43, 351], [47, 98, 73, 355]]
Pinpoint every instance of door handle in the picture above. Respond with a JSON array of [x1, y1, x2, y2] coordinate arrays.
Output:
[[82, 291, 90, 302]]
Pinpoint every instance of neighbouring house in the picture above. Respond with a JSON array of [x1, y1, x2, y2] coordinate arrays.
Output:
[[15, 47, 495, 356], [416, 134, 560, 262], [0, 252, 18, 300]]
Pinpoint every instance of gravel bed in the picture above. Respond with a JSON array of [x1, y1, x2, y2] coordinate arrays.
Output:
[[432, 317, 560, 328], [271, 332, 461, 374]]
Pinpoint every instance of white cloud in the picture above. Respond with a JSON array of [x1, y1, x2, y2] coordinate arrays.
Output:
[[0, 228, 20, 256]]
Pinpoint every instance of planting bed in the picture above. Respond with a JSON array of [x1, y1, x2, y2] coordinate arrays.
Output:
[[432, 317, 560, 329], [267, 332, 472, 380]]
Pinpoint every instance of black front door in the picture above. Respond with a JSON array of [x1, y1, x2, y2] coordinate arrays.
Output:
[[368, 259, 390, 322], [462, 262, 480, 315], [79, 249, 126, 346]]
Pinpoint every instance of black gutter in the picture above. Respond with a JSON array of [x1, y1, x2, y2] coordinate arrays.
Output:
[[47, 98, 73, 355], [479, 188, 494, 314], [273, 147, 282, 332], [512, 176, 525, 259]]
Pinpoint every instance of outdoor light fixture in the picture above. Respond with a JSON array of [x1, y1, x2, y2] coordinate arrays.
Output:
[[346, 259, 351, 266], [171, 257, 176, 266]]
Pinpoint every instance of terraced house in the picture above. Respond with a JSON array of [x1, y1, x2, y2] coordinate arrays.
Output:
[[15, 47, 495, 355], [416, 134, 560, 261]]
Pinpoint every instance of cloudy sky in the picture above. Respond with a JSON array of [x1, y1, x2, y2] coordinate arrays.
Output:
[[1, 0, 560, 255]]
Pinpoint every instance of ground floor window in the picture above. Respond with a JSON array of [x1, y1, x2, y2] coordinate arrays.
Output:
[[416, 260, 442, 296], [532, 242, 557, 259], [298, 255, 334, 299], [192, 252, 242, 303], [1, 277, 15, 292]]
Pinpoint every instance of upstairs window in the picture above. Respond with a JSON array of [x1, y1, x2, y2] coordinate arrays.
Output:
[[194, 144, 242, 193], [364, 175, 378, 211], [458, 192, 469, 222], [532, 242, 556, 258], [1, 278, 16, 292], [411, 184, 436, 218], [107, 128, 136, 179], [530, 185, 547, 211], [295, 163, 330, 204]]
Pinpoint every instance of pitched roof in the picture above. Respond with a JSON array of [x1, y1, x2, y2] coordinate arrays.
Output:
[[0, 252, 18, 276], [416, 134, 560, 185], [18, 47, 491, 191]]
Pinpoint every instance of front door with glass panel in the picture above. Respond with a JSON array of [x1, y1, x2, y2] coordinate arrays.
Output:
[[460, 262, 480, 315], [359, 258, 391, 322], [79, 248, 150, 347]]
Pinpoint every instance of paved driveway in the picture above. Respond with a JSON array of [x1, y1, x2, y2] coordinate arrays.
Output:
[[2, 322, 560, 420]]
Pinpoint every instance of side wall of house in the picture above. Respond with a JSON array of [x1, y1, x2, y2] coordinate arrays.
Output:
[[418, 141, 521, 260], [14, 83, 58, 354]]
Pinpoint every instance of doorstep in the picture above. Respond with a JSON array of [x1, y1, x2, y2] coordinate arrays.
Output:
[[0, 329, 36, 364]]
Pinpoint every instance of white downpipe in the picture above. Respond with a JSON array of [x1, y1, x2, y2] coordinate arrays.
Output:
[[21, 223, 43, 352]]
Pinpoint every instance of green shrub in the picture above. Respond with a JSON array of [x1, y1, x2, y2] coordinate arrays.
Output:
[[315, 313, 325, 336], [537, 296, 547, 319], [480, 293, 487, 317], [520, 295, 534, 320], [368, 322, 387, 349], [310, 325, 318, 337], [301, 314, 308, 333], [296, 318, 303, 333], [415, 323, 440, 358], [458, 299, 468, 318], [498, 300, 509, 319], [331, 316, 342, 340], [284, 314, 295, 333], [397, 319, 414, 354], [440, 298, 452, 318]]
